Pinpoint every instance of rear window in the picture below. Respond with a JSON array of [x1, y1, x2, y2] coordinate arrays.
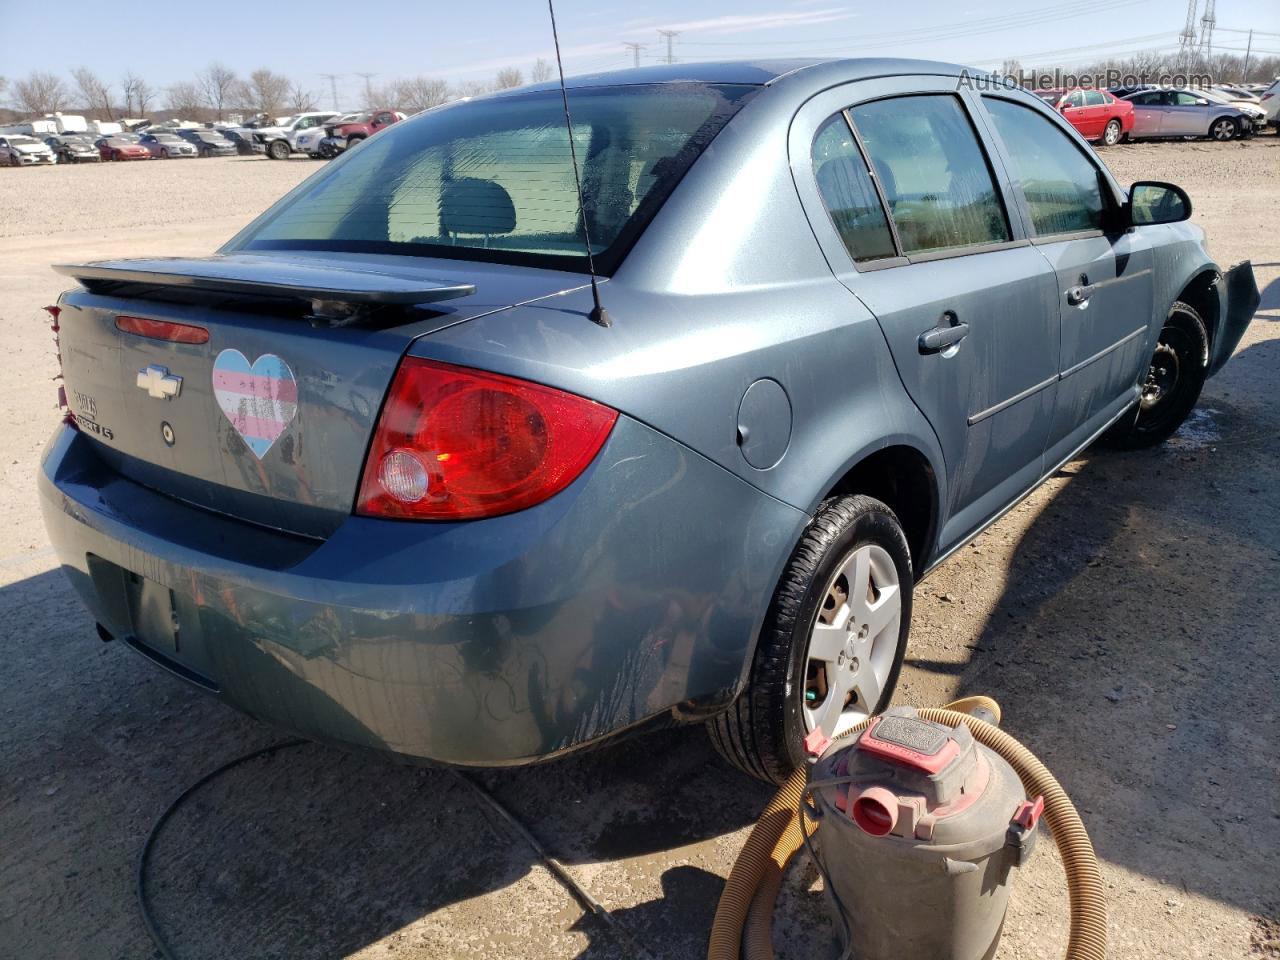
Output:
[[232, 83, 757, 274]]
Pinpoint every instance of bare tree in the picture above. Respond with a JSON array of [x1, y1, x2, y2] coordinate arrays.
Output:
[[166, 81, 205, 119], [0, 76, 10, 105], [13, 71, 68, 115], [198, 62, 238, 120], [494, 67, 524, 90], [136, 78, 156, 115], [393, 76, 450, 113], [244, 69, 291, 118], [72, 68, 114, 120], [288, 83, 317, 112], [531, 58, 553, 83], [121, 72, 150, 116], [455, 79, 493, 99]]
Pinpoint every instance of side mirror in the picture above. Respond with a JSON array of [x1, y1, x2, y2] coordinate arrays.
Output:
[[1127, 181, 1192, 226]]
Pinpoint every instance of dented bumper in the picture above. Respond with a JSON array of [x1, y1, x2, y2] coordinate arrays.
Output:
[[1209, 260, 1261, 377], [39, 417, 804, 766]]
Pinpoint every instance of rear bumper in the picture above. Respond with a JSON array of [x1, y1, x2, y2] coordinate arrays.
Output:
[[39, 417, 804, 765]]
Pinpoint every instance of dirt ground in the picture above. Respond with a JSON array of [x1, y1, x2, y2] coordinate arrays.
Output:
[[1, 138, 1277, 960]]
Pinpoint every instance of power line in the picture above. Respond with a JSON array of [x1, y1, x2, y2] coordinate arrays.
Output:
[[622, 42, 646, 68]]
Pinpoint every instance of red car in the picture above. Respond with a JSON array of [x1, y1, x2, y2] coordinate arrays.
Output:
[[1035, 88, 1134, 145], [330, 109, 404, 149], [96, 137, 152, 161]]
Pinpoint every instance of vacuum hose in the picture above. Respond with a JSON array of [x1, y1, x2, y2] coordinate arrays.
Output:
[[708, 698, 1107, 960]]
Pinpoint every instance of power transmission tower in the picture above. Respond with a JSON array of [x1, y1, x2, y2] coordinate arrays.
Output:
[[356, 72, 378, 107], [658, 30, 679, 64], [1178, 0, 1199, 69], [623, 42, 646, 68], [320, 73, 342, 111], [1198, 0, 1217, 70]]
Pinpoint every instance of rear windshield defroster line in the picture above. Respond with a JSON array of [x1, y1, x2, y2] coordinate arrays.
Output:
[[229, 83, 759, 276]]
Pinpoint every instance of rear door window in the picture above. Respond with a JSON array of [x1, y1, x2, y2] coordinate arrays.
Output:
[[846, 94, 1011, 255], [1083, 91, 1107, 106], [810, 114, 896, 263], [983, 97, 1106, 236]]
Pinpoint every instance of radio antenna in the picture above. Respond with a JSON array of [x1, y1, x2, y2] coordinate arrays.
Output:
[[547, 0, 611, 327]]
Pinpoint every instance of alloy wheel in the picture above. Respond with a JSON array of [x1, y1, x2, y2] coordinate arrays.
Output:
[[1211, 118, 1236, 141], [802, 542, 902, 738], [1103, 120, 1122, 146]]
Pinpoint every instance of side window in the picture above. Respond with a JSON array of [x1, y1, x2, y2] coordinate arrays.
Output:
[[1173, 92, 1201, 106], [811, 114, 896, 263], [1084, 91, 1107, 107], [983, 97, 1106, 236], [848, 94, 1011, 254], [1064, 90, 1086, 108]]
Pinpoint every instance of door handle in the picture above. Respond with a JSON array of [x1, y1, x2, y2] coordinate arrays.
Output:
[[918, 313, 969, 354], [1066, 283, 1096, 306]]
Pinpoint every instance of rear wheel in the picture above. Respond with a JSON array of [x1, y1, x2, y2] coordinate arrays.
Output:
[[1098, 301, 1209, 449], [1102, 119, 1122, 146], [707, 495, 912, 784], [1210, 117, 1238, 141]]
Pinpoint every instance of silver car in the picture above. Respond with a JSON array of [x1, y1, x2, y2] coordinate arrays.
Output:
[[1122, 89, 1250, 141], [138, 132, 199, 159], [0, 135, 56, 166]]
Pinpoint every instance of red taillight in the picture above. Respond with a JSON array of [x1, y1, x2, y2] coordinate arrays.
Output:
[[116, 315, 209, 344], [43, 305, 70, 418], [357, 358, 617, 520]]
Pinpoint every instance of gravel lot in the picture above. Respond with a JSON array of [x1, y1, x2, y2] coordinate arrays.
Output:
[[1, 140, 1277, 960]]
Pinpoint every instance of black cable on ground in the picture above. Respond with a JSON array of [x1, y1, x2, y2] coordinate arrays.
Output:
[[136, 738, 310, 960], [135, 740, 656, 960]]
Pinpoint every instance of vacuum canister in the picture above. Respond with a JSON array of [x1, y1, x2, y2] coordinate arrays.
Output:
[[807, 707, 1042, 960]]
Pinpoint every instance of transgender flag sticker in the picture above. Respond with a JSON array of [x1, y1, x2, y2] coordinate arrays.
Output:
[[212, 349, 298, 459]]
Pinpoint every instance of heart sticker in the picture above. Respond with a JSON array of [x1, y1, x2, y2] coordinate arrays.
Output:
[[212, 349, 298, 459]]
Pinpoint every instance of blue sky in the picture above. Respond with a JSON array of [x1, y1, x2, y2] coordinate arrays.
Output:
[[1, 0, 1277, 108]]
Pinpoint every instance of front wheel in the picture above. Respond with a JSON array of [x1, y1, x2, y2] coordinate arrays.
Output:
[[1102, 119, 1122, 146], [1098, 301, 1210, 450], [1210, 117, 1238, 141], [707, 495, 912, 784], [267, 139, 290, 160]]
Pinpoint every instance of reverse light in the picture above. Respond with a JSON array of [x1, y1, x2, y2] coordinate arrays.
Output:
[[357, 357, 617, 520]]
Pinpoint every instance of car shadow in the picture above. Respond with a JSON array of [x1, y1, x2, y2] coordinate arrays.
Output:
[[902, 338, 1280, 924]]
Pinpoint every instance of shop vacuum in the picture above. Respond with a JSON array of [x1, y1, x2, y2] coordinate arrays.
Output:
[[707, 697, 1107, 960]]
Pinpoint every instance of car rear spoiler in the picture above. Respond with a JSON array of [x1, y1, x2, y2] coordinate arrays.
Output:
[[53, 254, 475, 322]]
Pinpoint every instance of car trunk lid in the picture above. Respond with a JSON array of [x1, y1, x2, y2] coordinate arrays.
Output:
[[54, 251, 585, 538]]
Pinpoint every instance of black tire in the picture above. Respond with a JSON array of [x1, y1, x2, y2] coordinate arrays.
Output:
[[1102, 119, 1122, 146], [346, 135, 365, 151], [267, 139, 290, 160], [707, 495, 913, 784], [1098, 301, 1209, 450], [318, 141, 337, 159]]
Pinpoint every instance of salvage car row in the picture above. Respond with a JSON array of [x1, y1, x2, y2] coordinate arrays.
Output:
[[0, 110, 408, 167], [0, 128, 244, 165], [1037, 81, 1278, 144]]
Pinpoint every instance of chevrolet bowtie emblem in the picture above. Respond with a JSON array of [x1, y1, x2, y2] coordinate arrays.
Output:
[[136, 365, 182, 400]]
